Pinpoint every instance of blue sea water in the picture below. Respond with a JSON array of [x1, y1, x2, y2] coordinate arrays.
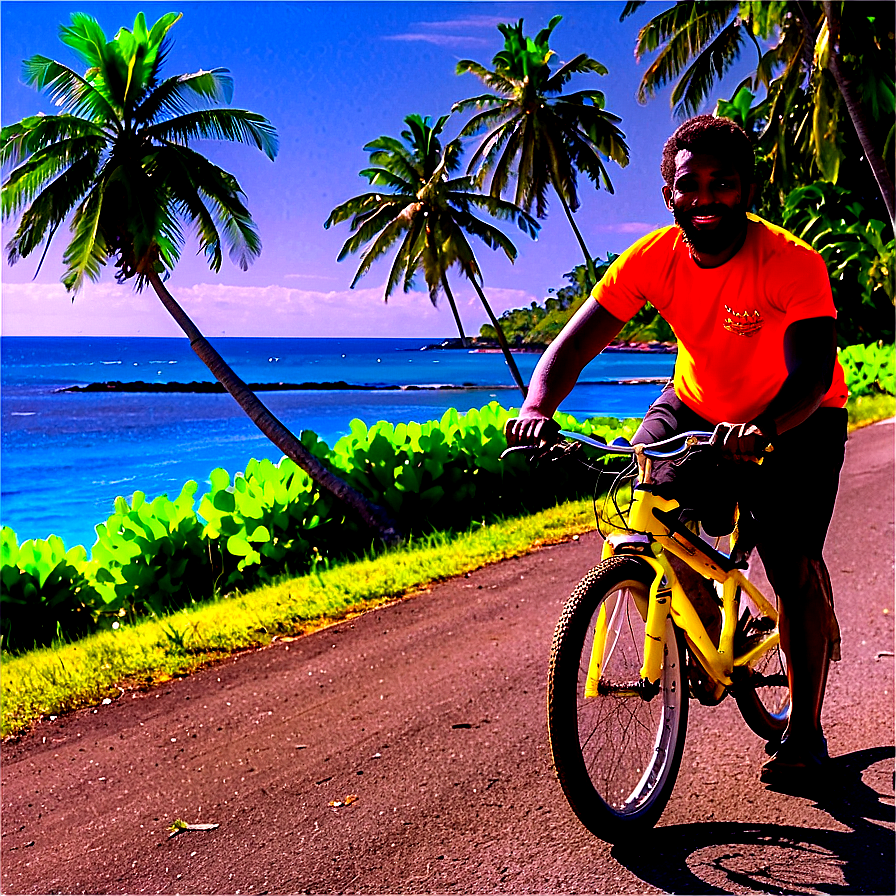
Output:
[[1, 336, 674, 549]]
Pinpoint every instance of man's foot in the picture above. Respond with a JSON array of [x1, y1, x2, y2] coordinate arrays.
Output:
[[761, 731, 829, 783]]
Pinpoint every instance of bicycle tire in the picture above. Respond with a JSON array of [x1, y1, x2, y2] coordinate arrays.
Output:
[[547, 556, 688, 841], [733, 552, 790, 741]]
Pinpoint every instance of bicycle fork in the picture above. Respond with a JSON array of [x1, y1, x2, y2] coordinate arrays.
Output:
[[584, 551, 780, 696]]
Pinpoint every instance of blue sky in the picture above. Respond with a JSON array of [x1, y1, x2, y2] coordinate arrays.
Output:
[[1, 1, 758, 338]]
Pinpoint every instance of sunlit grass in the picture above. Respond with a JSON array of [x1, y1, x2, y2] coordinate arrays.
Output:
[[1, 499, 597, 738], [847, 392, 894, 430]]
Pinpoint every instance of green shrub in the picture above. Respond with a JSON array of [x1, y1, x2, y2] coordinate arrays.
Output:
[[90, 481, 211, 620], [840, 342, 895, 397], [0, 528, 111, 652]]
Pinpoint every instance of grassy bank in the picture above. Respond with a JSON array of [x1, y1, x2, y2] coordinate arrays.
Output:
[[2, 499, 597, 738], [3, 402, 891, 739]]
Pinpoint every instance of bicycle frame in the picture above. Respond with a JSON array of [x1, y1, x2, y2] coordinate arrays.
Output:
[[601, 484, 780, 688]]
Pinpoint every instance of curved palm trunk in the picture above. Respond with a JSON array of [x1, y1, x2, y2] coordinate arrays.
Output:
[[440, 274, 468, 347], [464, 275, 528, 398], [146, 271, 402, 546], [822, 2, 895, 225], [553, 178, 597, 284]]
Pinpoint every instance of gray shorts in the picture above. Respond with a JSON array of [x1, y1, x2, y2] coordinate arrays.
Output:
[[633, 384, 848, 559]]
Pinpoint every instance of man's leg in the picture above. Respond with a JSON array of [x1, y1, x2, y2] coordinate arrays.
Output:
[[756, 548, 840, 771], [748, 407, 847, 777]]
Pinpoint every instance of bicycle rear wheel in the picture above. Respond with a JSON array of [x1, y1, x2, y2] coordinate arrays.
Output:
[[733, 552, 790, 740], [547, 556, 688, 841]]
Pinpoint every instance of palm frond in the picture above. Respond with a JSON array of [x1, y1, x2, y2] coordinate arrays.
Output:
[[543, 54, 608, 94], [469, 119, 518, 179], [58, 13, 108, 70], [5, 150, 103, 264], [348, 215, 413, 287], [358, 166, 414, 194], [152, 145, 225, 270], [385, 218, 424, 300], [338, 202, 414, 262], [363, 148, 420, 187], [146, 108, 279, 160], [563, 128, 615, 192], [1, 114, 106, 168], [669, 20, 748, 116], [60, 185, 108, 292], [134, 69, 235, 125], [552, 103, 630, 167], [451, 192, 539, 239], [324, 192, 403, 229], [634, 2, 737, 60], [457, 102, 515, 142], [2, 135, 105, 218], [21, 56, 120, 125], [455, 60, 516, 96], [165, 145, 260, 270]]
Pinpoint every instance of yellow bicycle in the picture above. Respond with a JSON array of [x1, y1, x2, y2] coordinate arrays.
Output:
[[541, 430, 789, 841]]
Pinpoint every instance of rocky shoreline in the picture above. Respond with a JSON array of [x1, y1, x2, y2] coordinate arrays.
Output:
[[421, 337, 676, 353], [57, 380, 500, 394], [59, 373, 670, 394]]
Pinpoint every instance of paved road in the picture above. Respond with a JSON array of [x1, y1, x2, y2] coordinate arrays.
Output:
[[2, 421, 893, 895]]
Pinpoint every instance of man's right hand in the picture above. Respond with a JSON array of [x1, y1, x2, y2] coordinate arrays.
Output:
[[504, 414, 560, 448]]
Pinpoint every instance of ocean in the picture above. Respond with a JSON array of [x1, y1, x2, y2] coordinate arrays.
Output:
[[1, 336, 675, 549]]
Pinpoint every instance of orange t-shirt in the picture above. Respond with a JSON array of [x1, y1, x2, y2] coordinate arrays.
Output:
[[592, 214, 848, 425]]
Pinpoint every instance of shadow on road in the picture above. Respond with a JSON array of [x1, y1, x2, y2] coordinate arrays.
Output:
[[611, 746, 895, 895]]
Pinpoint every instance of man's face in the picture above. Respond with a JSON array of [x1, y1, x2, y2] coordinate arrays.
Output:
[[662, 150, 751, 258]]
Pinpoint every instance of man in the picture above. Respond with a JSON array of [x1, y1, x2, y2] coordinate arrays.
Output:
[[505, 115, 848, 783]]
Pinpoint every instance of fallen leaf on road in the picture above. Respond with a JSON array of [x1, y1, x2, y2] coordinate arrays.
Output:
[[329, 794, 359, 808], [168, 819, 220, 838]]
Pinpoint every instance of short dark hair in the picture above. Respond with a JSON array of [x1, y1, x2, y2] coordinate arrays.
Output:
[[661, 115, 755, 187]]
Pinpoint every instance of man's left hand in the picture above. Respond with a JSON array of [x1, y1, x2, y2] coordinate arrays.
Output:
[[711, 422, 771, 462]]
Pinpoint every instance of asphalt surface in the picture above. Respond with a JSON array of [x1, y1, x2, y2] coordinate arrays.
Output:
[[2, 420, 893, 895]]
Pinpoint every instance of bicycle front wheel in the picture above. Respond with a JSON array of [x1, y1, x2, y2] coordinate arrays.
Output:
[[547, 556, 688, 841]]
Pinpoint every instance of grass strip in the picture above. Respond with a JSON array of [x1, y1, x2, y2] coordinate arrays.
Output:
[[846, 393, 895, 430], [2, 499, 597, 738]]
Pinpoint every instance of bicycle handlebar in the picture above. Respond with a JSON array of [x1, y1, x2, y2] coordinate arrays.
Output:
[[500, 429, 715, 461], [557, 429, 714, 459]]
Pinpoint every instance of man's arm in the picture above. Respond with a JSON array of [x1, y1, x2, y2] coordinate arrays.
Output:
[[716, 316, 838, 459], [505, 301, 627, 446]]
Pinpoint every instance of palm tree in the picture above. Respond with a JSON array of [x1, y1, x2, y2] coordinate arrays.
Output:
[[1, 11, 400, 545], [324, 113, 539, 397], [452, 16, 630, 282], [620, 1, 894, 224]]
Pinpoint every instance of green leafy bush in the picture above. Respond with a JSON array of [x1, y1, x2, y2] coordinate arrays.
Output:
[[90, 482, 210, 619], [840, 342, 896, 397], [198, 451, 354, 590], [782, 183, 894, 345], [0, 528, 110, 652]]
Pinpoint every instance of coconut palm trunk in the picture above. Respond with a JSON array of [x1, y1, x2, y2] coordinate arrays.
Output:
[[821, 1, 895, 224], [440, 274, 469, 347], [145, 270, 401, 545], [466, 276, 528, 397], [553, 178, 597, 284]]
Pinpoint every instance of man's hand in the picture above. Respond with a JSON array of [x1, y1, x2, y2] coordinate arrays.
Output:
[[710, 422, 772, 462], [504, 414, 560, 448]]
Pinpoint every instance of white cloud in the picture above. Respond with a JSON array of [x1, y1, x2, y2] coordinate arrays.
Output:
[[1, 279, 539, 338], [383, 14, 504, 47], [592, 221, 666, 235]]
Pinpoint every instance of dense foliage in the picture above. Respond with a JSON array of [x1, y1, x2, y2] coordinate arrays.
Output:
[[0, 404, 639, 654], [479, 258, 675, 346]]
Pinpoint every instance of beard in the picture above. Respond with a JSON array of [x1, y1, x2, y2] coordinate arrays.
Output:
[[672, 201, 749, 256]]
